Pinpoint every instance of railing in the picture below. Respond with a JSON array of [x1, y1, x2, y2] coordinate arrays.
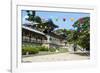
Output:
[[22, 36, 65, 46]]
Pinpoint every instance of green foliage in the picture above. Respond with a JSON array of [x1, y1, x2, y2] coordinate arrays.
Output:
[[22, 44, 69, 55], [33, 16, 42, 23], [38, 46, 49, 51], [49, 48, 56, 52], [73, 17, 90, 32], [22, 46, 39, 55], [22, 45, 56, 55], [26, 10, 35, 21], [54, 17, 90, 51], [72, 17, 90, 50], [77, 31, 90, 50]]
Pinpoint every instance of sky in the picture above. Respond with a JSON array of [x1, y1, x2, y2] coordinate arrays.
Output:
[[22, 10, 90, 30]]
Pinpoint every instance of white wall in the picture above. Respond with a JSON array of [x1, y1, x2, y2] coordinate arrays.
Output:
[[0, 0, 99, 73], [19, 0, 98, 6]]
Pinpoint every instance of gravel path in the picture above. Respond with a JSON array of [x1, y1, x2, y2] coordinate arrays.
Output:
[[22, 52, 90, 62]]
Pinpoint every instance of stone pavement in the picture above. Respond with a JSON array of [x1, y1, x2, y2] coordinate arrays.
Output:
[[22, 52, 90, 62]]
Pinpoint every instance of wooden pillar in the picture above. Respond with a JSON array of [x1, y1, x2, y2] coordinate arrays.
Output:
[[29, 31, 31, 43], [46, 35, 50, 48], [41, 38, 42, 43]]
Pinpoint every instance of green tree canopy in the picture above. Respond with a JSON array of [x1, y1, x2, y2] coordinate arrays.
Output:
[[72, 17, 90, 50]]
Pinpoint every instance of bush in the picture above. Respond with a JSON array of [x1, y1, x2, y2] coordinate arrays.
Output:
[[22, 48, 27, 55], [38, 46, 49, 51], [49, 48, 56, 52], [22, 46, 39, 55], [22, 45, 61, 55]]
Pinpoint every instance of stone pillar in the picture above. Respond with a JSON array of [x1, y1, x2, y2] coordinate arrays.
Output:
[[46, 35, 50, 48]]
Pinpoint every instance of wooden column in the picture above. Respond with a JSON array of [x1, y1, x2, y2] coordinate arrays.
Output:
[[29, 31, 31, 43]]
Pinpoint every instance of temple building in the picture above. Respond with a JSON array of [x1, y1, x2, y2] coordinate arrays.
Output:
[[22, 21, 67, 49]]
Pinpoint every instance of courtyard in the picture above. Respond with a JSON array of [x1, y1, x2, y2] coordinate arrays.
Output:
[[21, 10, 90, 63], [22, 52, 89, 62]]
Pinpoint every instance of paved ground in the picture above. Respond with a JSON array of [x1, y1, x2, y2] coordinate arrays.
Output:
[[22, 52, 90, 62]]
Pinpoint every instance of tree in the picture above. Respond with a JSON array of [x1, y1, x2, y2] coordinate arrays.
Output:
[[73, 17, 90, 32], [26, 10, 36, 21], [72, 17, 90, 51], [25, 10, 58, 33]]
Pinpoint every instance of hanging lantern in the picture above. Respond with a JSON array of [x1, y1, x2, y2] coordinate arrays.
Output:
[[63, 18, 66, 22], [40, 25, 42, 28], [79, 18, 83, 24], [78, 24, 80, 27], [45, 26, 47, 29], [70, 17, 74, 21], [72, 24, 74, 27]]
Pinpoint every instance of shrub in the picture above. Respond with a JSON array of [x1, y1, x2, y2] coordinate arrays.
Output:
[[22, 48, 27, 55], [38, 46, 49, 51], [22, 46, 39, 55], [22, 45, 62, 55], [49, 48, 56, 52]]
